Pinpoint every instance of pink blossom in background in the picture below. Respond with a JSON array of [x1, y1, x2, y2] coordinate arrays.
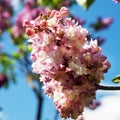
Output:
[[11, 0, 46, 40], [0, 0, 13, 34], [113, 0, 120, 3], [101, 17, 113, 26], [0, 73, 8, 87], [90, 17, 113, 31], [24, 7, 111, 119]]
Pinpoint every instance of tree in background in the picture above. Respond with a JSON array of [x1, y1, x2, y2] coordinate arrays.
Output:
[[0, 0, 120, 120]]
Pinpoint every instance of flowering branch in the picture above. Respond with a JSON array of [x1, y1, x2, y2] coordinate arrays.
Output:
[[23, 7, 111, 119], [96, 84, 120, 90]]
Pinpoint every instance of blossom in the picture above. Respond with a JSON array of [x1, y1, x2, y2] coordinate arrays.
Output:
[[113, 0, 120, 3], [89, 100, 101, 110], [71, 15, 86, 25], [0, 73, 8, 87], [11, 0, 46, 41], [24, 7, 111, 119], [0, 0, 13, 34], [90, 17, 113, 31]]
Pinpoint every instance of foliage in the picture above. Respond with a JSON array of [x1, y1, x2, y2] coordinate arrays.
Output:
[[112, 75, 120, 83], [76, 0, 95, 10]]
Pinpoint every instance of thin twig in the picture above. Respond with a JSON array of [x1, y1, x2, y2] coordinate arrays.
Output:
[[96, 84, 120, 90], [27, 75, 43, 120], [33, 87, 43, 120]]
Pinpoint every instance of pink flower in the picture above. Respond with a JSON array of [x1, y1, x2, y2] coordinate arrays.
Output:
[[113, 0, 120, 3], [50, 7, 69, 19], [0, 0, 13, 34], [24, 7, 111, 119], [89, 100, 101, 110], [11, 1, 46, 40], [101, 17, 113, 26], [90, 17, 113, 31], [0, 73, 8, 87]]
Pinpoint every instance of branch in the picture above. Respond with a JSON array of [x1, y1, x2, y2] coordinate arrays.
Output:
[[96, 84, 120, 90], [27, 76, 43, 120], [33, 87, 43, 120]]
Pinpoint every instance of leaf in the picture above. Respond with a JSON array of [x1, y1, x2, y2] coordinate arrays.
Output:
[[12, 52, 23, 59], [112, 75, 120, 83], [76, 0, 95, 10], [37, 0, 53, 7], [7, 28, 12, 33]]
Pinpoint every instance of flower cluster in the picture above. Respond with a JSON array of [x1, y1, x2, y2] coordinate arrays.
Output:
[[0, 0, 13, 34], [11, 0, 46, 41], [23, 7, 111, 119]]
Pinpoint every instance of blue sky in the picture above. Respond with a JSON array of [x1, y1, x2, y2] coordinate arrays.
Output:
[[1, 0, 120, 120]]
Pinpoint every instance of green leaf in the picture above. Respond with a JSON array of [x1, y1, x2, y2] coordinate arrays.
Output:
[[37, 0, 52, 7], [7, 28, 12, 33], [12, 52, 23, 59], [112, 75, 120, 83], [76, 0, 95, 10], [37, 0, 62, 8]]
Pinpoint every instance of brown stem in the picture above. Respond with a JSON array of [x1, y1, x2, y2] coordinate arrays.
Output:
[[27, 76, 43, 120], [96, 84, 120, 90], [33, 87, 43, 120], [37, 90, 43, 120]]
